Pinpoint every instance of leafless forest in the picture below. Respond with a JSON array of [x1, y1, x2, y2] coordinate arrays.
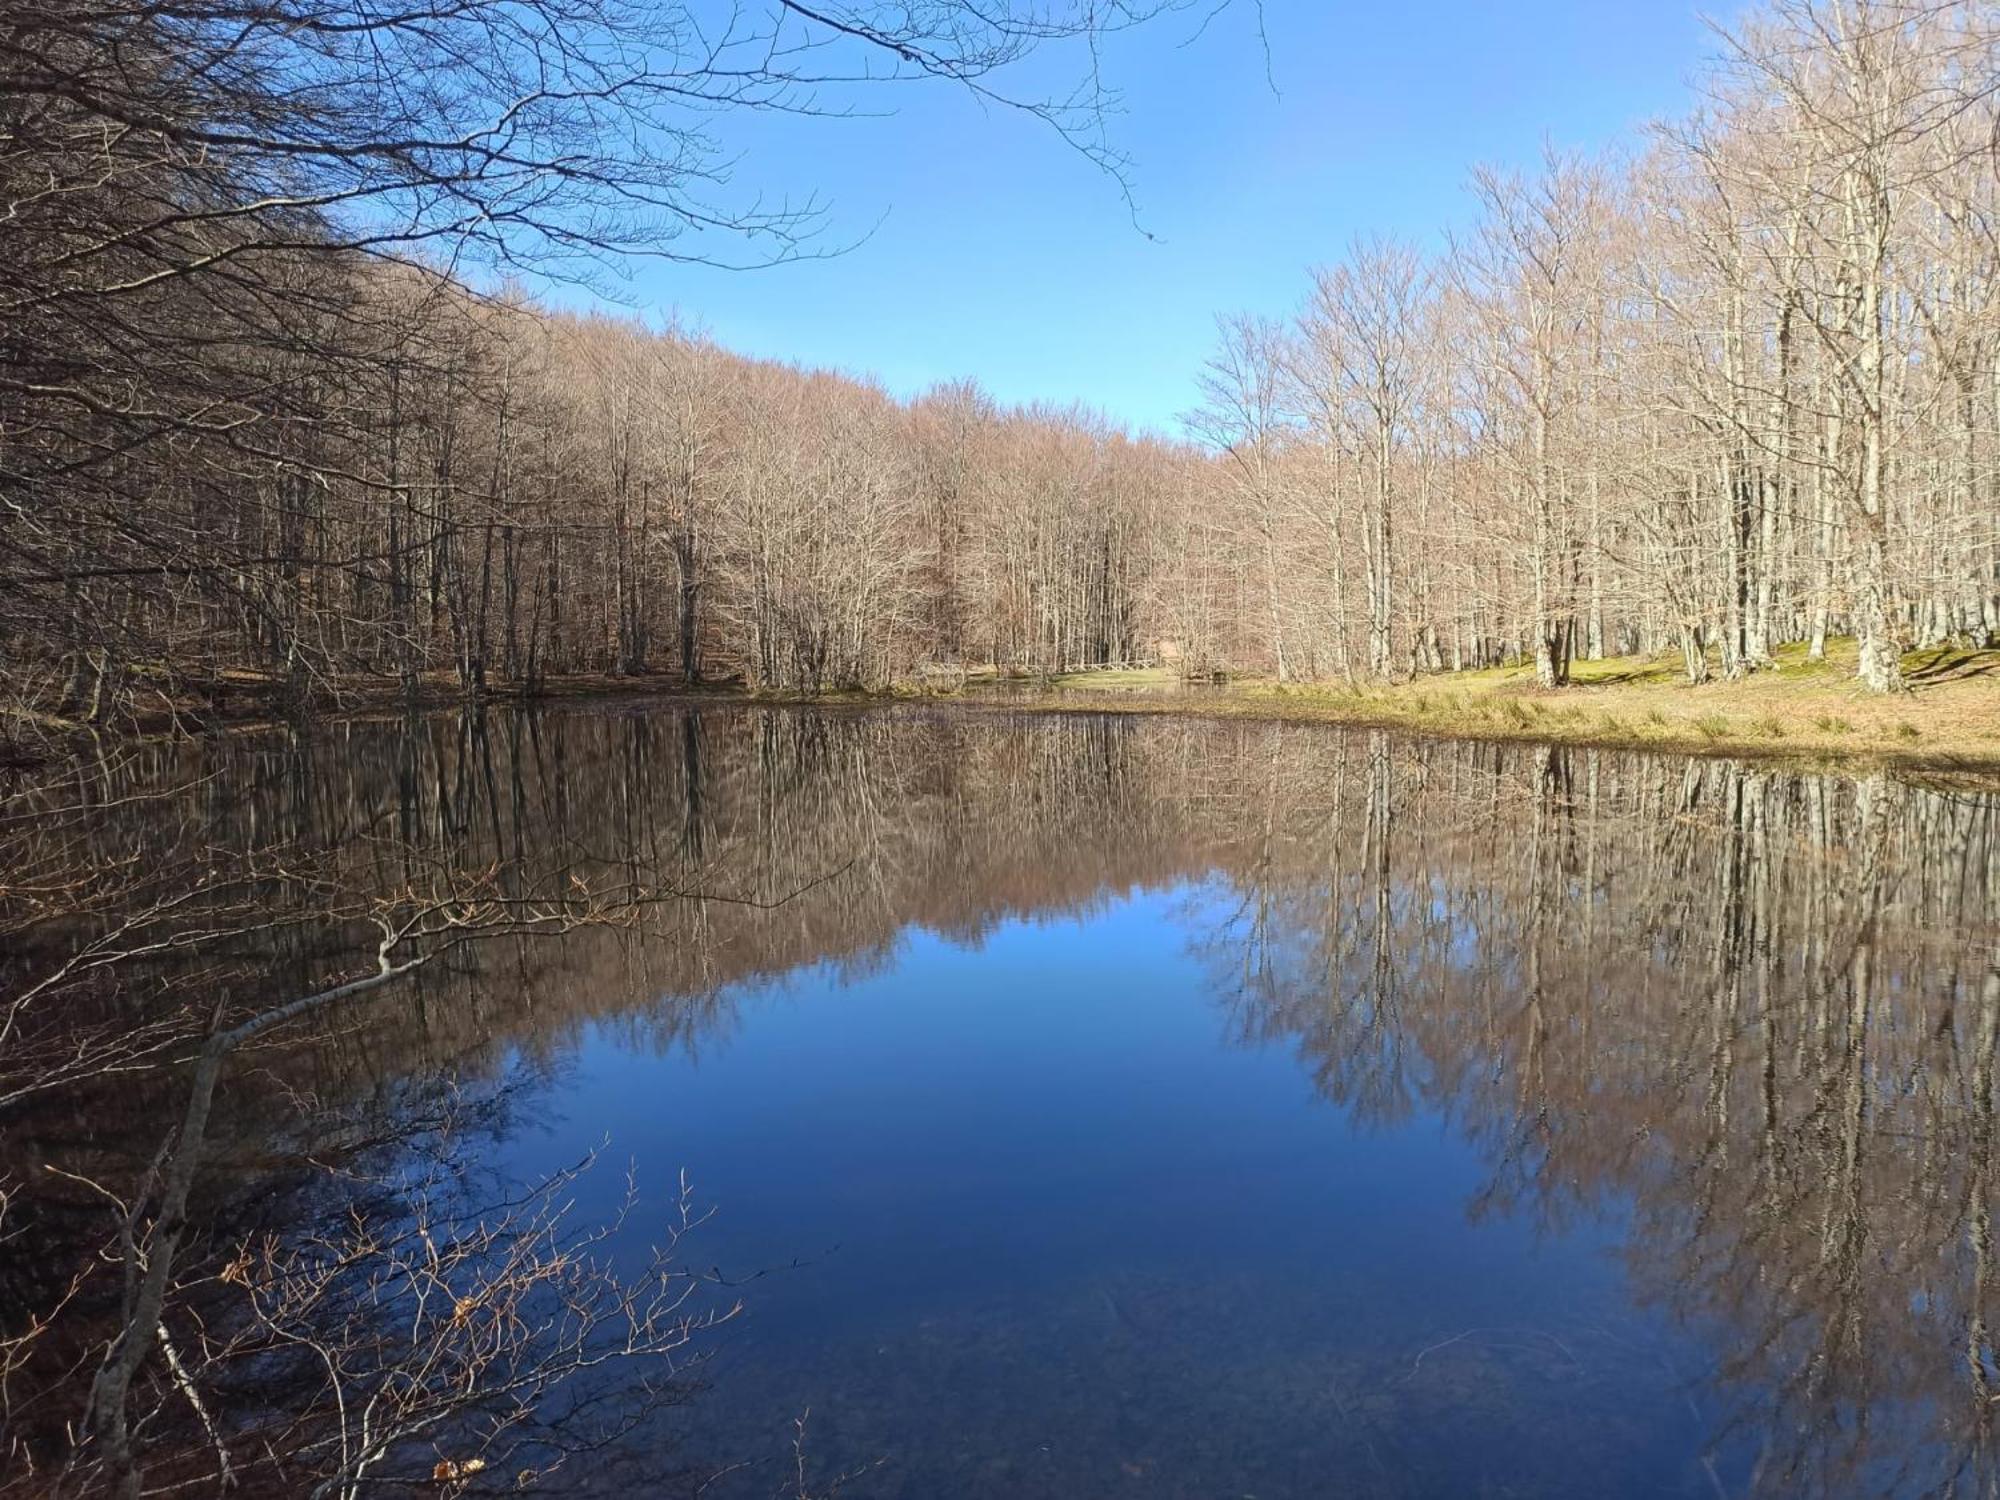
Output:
[[6, 0, 1999, 730], [1204, 0, 2000, 693]]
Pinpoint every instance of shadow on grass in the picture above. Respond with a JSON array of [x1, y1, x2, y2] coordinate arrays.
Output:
[[1904, 648, 2000, 685]]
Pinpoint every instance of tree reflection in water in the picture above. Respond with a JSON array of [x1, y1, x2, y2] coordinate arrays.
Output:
[[4, 703, 1997, 1496]]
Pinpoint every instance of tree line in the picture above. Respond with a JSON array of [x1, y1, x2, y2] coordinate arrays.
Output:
[[7, 0, 1995, 725], [0, 0, 1225, 728], [1193, 0, 2000, 692]]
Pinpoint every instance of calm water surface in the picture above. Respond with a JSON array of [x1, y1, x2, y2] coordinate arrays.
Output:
[[37, 703, 2000, 1496]]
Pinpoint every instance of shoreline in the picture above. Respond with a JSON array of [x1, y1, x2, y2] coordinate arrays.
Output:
[[922, 683, 2000, 781], [12, 643, 2000, 782]]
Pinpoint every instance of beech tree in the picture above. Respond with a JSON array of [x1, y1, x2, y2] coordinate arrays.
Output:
[[1298, 238, 1437, 679]]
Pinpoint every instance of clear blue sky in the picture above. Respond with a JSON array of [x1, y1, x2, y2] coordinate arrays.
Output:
[[586, 1, 1718, 435]]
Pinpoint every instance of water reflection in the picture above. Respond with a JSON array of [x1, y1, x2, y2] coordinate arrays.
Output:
[[6, 703, 1999, 1497], [1204, 736, 2000, 1496]]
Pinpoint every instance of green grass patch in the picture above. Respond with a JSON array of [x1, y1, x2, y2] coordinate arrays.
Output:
[[1048, 666, 1181, 692], [1566, 651, 1684, 688]]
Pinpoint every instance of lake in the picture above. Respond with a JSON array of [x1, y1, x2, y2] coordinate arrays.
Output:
[[10, 701, 1999, 1497]]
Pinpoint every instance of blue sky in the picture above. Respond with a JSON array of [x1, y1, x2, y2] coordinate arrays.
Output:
[[580, 1, 1718, 435]]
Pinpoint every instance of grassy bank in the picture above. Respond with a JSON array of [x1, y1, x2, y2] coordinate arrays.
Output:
[[14, 639, 1998, 780], [946, 640, 2000, 776]]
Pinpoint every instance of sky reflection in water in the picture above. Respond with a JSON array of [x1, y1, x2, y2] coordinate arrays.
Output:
[[470, 705, 1985, 1498]]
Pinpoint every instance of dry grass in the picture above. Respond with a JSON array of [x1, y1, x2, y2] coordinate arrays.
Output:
[[942, 637, 2000, 776]]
